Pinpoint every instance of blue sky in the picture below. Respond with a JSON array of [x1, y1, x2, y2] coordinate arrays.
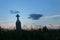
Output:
[[0, 0, 60, 27]]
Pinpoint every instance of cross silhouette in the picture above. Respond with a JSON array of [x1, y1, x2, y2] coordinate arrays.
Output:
[[16, 14, 20, 20]]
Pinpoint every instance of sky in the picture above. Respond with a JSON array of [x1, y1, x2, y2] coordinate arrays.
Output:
[[0, 0, 60, 28]]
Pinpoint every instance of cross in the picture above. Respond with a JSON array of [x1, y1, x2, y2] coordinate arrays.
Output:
[[16, 14, 20, 20]]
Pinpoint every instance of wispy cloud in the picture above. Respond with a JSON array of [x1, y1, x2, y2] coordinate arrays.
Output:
[[42, 15, 60, 19], [10, 10, 20, 14]]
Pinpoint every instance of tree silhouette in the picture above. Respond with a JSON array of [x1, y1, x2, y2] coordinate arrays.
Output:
[[43, 26, 48, 32]]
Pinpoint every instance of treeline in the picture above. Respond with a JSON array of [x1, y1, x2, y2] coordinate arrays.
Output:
[[0, 27, 60, 40]]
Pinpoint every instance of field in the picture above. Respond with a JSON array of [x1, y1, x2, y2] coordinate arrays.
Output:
[[0, 27, 60, 40]]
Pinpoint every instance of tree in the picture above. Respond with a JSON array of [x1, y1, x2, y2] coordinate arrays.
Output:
[[43, 26, 48, 32]]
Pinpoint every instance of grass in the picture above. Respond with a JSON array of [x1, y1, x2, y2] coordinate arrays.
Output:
[[0, 27, 60, 40]]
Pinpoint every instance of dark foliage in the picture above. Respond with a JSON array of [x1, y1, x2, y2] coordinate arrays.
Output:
[[0, 28, 60, 40]]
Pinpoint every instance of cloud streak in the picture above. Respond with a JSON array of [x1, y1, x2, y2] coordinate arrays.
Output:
[[42, 15, 60, 19]]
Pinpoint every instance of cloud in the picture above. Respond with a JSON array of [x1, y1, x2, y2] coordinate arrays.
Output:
[[28, 14, 43, 20], [42, 15, 60, 19], [10, 10, 20, 14]]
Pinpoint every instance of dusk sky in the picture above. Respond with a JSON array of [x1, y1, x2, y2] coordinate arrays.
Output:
[[0, 0, 60, 28]]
